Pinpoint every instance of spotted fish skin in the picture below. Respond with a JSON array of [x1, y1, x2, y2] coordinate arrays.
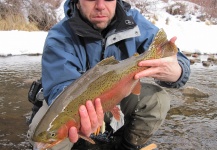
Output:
[[32, 29, 178, 149]]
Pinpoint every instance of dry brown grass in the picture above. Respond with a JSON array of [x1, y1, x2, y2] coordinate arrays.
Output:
[[0, 0, 63, 31], [27, 2, 58, 31], [0, 15, 39, 31]]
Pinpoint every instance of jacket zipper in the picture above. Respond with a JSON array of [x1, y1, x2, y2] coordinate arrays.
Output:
[[101, 39, 106, 60]]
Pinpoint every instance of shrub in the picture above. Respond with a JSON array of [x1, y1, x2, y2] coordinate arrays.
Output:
[[0, 0, 63, 31], [0, 0, 38, 31], [27, 0, 59, 31], [166, 2, 187, 16]]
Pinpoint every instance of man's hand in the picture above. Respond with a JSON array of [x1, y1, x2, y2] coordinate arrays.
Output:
[[134, 54, 182, 82], [68, 98, 104, 143]]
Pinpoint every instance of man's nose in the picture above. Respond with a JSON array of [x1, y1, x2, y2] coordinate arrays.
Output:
[[95, 0, 106, 10]]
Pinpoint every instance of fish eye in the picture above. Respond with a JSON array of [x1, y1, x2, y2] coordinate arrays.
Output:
[[49, 132, 56, 137]]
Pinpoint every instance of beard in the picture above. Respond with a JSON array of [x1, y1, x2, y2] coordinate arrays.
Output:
[[91, 20, 112, 31], [78, 6, 114, 31]]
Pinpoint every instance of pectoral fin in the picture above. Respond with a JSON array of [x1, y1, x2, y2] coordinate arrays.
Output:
[[110, 105, 121, 121], [78, 133, 95, 144], [133, 53, 140, 56], [93, 121, 106, 136], [94, 127, 102, 136], [140, 143, 157, 150], [132, 81, 141, 95]]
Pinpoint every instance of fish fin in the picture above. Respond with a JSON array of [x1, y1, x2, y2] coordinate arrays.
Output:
[[97, 56, 119, 66], [140, 143, 157, 150], [132, 81, 141, 95], [78, 133, 95, 144], [93, 121, 106, 135], [111, 105, 121, 121], [94, 126, 101, 136], [100, 121, 106, 134], [133, 53, 140, 56]]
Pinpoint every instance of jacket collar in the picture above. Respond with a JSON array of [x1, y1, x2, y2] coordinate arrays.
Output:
[[67, 1, 137, 40]]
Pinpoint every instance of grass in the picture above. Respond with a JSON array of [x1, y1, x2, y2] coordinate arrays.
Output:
[[0, 15, 39, 31]]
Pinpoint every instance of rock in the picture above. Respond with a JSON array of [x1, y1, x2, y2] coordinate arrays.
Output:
[[182, 86, 209, 98], [194, 58, 201, 63], [192, 53, 199, 58], [190, 59, 195, 65], [207, 57, 217, 64], [202, 61, 211, 67], [190, 58, 201, 65]]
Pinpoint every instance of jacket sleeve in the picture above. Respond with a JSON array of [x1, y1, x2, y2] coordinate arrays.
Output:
[[155, 49, 191, 88], [129, 9, 190, 88], [42, 23, 83, 105]]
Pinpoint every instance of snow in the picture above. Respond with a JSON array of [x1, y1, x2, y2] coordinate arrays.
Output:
[[0, 30, 47, 56], [154, 12, 217, 54], [0, 0, 216, 56]]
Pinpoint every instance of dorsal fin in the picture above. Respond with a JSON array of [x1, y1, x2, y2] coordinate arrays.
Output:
[[133, 53, 139, 56], [97, 56, 119, 66]]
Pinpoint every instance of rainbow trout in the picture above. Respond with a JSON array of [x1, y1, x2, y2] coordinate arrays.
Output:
[[32, 28, 178, 149]]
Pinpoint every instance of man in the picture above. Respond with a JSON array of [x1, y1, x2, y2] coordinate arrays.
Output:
[[27, 0, 190, 149]]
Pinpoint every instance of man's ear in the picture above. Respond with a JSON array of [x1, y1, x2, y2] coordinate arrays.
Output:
[[76, 3, 80, 10]]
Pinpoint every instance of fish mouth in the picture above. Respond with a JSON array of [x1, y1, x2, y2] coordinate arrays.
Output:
[[34, 142, 52, 150], [34, 140, 63, 150]]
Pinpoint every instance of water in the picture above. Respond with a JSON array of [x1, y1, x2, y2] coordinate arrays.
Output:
[[0, 56, 41, 150], [150, 61, 217, 150], [0, 55, 217, 150]]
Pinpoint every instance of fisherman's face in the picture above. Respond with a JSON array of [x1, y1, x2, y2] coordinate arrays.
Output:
[[77, 0, 117, 31]]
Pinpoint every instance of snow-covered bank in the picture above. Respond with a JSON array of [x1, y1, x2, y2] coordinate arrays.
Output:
[[1, 22, 216, 56], [0, 31, 47, 56], [156, 17, 217, 54]]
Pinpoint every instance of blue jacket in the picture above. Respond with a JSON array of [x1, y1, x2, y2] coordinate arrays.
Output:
[[42, 0, 190, 105]]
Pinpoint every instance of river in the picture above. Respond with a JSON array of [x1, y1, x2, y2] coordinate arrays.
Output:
[[0, 55, 216, 150]]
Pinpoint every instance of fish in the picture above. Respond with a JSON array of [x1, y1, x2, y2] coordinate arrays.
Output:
[[140, 143, 157, 150], [32, 28, 178, 149]]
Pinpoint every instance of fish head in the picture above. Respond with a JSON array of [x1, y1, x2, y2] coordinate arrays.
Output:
[[32, 124, 68, 149]]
